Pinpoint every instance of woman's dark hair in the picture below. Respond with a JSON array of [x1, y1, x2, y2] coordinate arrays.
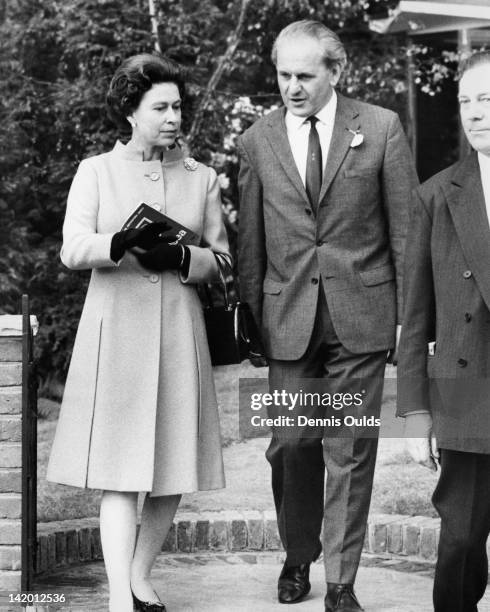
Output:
[[106, 53, 186, 129]]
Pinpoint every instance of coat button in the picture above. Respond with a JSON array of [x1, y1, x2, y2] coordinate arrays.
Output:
[[457, 358, 468, 367], [311, 277, 319, 285], [305, 208, 312, 215], [316, 240, 324, 246], [464, 312, 472, 322], [150, 172, 160, 181], [463, 270, 472, 279], [151, 203, 162, 211], [149, 274, 159, 283]]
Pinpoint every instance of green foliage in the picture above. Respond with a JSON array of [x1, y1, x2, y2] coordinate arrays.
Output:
[[0, 0, 456, 390]]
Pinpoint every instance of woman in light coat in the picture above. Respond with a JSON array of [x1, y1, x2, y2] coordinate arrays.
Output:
[[47, 54, 230, 612]]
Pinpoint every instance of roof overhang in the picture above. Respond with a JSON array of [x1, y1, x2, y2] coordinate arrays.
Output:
[[369, 1, 490, 35]]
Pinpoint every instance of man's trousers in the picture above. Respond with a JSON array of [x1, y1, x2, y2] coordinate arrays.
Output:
[[433, 449, 490, 612], [266, 289, 387, 584]]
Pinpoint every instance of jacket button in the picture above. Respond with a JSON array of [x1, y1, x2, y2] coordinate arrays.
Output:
[[311, 277, 319, 285], [150, 172, 160, 181], [149, 274, 159, 283], [305, 208, 312, 215], [316, 240, 324, 247], [464, 312, 472, 322], [463, 270, 472, 279], [457, 358, 468, 367]]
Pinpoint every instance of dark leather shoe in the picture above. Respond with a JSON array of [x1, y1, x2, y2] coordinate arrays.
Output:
[[278, 562, 311, 604], [324, 583, 363, 611], [132, 591, 167, 611]]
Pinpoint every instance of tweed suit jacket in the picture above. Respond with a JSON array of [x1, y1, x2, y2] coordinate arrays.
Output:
[[397, 152, 490, 454], [238, 93, 418, 360]]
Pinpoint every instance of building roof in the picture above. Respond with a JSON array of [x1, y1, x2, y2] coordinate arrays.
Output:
[[369, 1, 490, 34]]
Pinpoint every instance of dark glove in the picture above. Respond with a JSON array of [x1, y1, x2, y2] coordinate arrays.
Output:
[[110, 222, 172, 262], [135, 242, 188, 272]]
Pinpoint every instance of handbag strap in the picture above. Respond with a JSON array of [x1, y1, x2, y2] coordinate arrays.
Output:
[[213, 252, 235, 309], [200, 252, 235, 310]]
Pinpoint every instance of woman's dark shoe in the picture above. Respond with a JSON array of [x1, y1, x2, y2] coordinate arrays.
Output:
[[132, 591, 167, 612]]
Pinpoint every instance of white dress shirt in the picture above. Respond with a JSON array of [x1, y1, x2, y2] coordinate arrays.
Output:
[[285, 90, 338, 186], [477, 152, 490, 227]]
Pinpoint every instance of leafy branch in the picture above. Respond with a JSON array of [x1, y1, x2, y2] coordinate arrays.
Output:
[[187, 0, 251, 148]]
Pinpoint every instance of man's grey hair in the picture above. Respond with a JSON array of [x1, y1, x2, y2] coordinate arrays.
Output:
[[459, 50, 490, 79], [271, 20, 347, 73]]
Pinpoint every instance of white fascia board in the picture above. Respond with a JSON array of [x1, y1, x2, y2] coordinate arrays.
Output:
[[399, 1, 490, 20]]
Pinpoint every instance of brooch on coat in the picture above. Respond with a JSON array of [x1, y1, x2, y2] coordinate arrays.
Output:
[[347, 129, 364, 148], [183, 157, 199, 171]]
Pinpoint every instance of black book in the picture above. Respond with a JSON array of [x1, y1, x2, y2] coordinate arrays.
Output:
[[122, 202, 200, 246]]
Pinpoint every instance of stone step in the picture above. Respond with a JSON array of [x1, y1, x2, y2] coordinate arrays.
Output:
[[35, 512, 444, 576]]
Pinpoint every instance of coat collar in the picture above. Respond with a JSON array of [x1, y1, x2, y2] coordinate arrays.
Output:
[[112, 139, 185, 164], [263, 94, 361, 211], [444, 151, 490, 309]]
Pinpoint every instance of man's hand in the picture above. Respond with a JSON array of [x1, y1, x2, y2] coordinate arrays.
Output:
[[387, 324, 402, 365], [404, 412, 439, 471]]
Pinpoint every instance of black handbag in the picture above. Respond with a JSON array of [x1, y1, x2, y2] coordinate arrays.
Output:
[[202, 253, 268, 367]]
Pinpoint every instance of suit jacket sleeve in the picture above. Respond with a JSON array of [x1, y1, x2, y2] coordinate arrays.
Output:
[[381, 113, 419, 322], [61, 159, 118, 270], [237, 136, 266, 329], [181, 166, 231, 284], [396, 188, 436, 416]]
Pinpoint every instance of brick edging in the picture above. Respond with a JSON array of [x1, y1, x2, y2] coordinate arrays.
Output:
[[35, 512, 441, 575]]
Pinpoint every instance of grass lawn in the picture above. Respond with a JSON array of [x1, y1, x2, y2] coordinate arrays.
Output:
[[38, 363, 438, 522]]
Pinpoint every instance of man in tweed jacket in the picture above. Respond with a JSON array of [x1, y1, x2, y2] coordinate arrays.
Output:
[[238, 20, 418, 611]]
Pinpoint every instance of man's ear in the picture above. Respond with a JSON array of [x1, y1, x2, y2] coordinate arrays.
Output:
[[329, 65, 342, 87]]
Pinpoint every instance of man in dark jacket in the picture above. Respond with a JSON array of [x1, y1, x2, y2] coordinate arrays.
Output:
[[398, 51, 490, 612]]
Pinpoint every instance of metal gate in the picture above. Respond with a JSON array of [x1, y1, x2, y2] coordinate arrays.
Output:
[[21, 295, 37, 591]]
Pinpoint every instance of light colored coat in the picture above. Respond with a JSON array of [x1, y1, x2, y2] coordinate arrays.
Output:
[[47, 141, 229, 494], [238, 94, 418, 360]]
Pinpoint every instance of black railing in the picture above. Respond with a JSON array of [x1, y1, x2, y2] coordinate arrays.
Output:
[[21, 295, 37, 591]]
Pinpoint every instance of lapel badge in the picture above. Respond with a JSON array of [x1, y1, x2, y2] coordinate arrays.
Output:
[[348, 129, 364, 148], [183, 157, 198, 171]]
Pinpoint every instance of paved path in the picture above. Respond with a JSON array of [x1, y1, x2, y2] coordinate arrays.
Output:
[[33, 552, 490, 611]]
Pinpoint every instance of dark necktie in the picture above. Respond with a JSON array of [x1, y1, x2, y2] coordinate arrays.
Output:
[[305, 115, 322, 212]]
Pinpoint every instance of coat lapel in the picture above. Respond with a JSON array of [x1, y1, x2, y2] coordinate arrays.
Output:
[[264, 109, 310, 206], [318, 94, 360, 205], [444, 152, 490, 310]]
